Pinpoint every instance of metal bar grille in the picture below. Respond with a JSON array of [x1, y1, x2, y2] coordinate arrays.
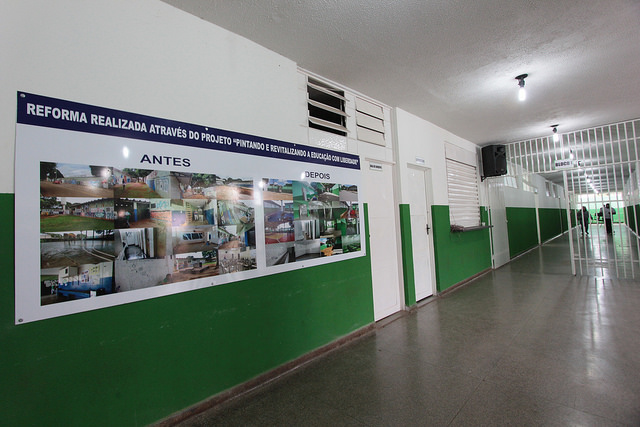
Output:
[[505, 118, 640, 278]]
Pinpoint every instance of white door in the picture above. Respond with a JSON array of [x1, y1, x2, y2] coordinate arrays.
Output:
[[407, 166, 435, 301], [487, 180, 510, 268], [363, 160, 402, 320]]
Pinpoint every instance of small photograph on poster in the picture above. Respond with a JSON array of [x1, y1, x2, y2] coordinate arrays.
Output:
[[113, 168, 162, 198], [171, 199, 216, 227], [40, 197, 115, 232], [113, 227, 173, 292], [218, 245, 257, 274], [40, 162, 114, 198], [265, 242, 296, 266], [181, 173, 223, 199], [217, 225, 257, 272], [339, 184, 358, 201], [169, 223, 256, 280], [264, 200, 294, 244], [115, 257, 173, 292], [261, 179, 293, 200], [293, 237, 321, 260], [265, 180, 361, 266], [114, 227, 168, 260], [148, 198, 173, 226], [293, 181, 318, 216], [41, 262, 114, 305], [315, 183, 342, 202], [40, 229, 115, 305], [217, 199, 254, 226], [172, 225, 217, 255], [171, 250, 219, 282], [221, 224, 256, 251], [216, 200, 256, 267], [214, 178, 254, 201], [114, 198, 156, 229], [334, 201, 361, 254], [41, 230, 116, 269]]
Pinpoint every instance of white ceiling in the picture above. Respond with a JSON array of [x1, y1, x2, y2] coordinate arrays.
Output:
[[161, 0, 640, 146]]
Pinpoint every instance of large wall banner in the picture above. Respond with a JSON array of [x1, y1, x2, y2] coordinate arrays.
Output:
[[14, 92, 364, 324]]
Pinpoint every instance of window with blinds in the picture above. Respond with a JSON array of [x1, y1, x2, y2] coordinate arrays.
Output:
[[307, 77, 348, 136], [446, 158, 481, 228]]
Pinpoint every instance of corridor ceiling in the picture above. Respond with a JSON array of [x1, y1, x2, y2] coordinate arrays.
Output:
[[161, 0, 640, 146]]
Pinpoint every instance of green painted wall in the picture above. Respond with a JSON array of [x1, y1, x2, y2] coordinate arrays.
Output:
[[398, 204, 416, 306], [505, 207, 538, 258], [506, 207, 568, 258], [561, 209, 569, 231], [431, 205, 491, 292], [626, 206, 634, 233], [538, 208, 564, 242], [627, 204, 640, 234], [570, 209, 578, 228], [0, 194, 375, 426]]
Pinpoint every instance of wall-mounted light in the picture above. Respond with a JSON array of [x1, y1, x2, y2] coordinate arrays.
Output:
[[551, 124, 559, 142], [515, 73, 528, 101]]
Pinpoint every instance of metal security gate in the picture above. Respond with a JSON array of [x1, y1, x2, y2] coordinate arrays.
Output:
[[505, 119, 640, 278]]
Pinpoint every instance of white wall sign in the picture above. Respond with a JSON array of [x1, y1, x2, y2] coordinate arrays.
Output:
[[554, 159, 583, 170], [14, 92, 364, 324]]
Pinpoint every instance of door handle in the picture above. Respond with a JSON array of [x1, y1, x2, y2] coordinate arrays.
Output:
[[426, 224, 431, 234]]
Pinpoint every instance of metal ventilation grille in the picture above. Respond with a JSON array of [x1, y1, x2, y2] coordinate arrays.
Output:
[[307, 77, 348, 136], [355, 97, 385, 146]]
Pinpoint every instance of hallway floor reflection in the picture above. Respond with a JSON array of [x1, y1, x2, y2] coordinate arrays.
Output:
[[174, 233, 640, 426], [572, 224, 640, 278]]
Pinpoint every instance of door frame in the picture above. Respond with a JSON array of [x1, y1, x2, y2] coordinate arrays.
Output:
[[364, 157, 405, 320], [407, 163, 437, 300], [486, 179, 510, 269]]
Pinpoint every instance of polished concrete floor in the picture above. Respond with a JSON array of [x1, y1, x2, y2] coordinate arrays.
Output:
[[178, 232, 640, 426], [573, 223, 640, 279]]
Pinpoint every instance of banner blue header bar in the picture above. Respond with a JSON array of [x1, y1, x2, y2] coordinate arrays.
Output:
[[17, 92, 360, 170]]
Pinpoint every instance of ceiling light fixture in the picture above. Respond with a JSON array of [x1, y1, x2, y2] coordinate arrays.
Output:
[[515, 73, 528, 101], [551, 124, 559, 142]]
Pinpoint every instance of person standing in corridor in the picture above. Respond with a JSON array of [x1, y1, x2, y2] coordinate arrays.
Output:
[[578, 206, 592, 235], [600, 203, 616, 234]]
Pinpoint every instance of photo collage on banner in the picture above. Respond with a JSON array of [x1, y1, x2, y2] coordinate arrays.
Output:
[[16, 91, 363, 323], [262, 179, 360, 266], [39, 161, 256, 305]]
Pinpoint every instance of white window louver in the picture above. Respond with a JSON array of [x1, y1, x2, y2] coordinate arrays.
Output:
[[355, 97, 385, 146], [446, 158, 481, 228], [307, 78, 348, 136]]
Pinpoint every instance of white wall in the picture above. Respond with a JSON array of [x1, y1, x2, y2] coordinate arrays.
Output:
[[533, 174, 564, 209], [0, 0, 304, 194], [625, 167, 640, 206], [394, 108, 478, 205], [502, 173, 565, 209]]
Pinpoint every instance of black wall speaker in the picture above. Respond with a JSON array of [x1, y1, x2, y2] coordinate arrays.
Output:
[[481, 144, 507, 177]]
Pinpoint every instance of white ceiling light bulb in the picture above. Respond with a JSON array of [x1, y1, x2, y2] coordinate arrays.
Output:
[[551, 125, 559, 142], [516, 74, 528, 102]]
